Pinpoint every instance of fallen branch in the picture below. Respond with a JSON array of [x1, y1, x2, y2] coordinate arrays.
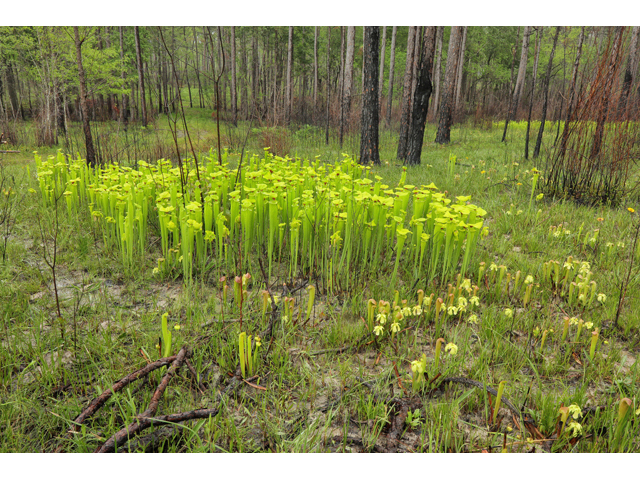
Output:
[[97, 346, 188, 452], [70, 355, 178, 432]]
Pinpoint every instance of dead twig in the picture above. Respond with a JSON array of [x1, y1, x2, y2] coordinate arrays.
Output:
[[70, 355, 178, 433], [96, 346, 188, 453]]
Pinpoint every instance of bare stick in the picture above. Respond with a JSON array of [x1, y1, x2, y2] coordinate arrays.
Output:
[[97, 347, 187, 453], [71, 355, 178, 432]]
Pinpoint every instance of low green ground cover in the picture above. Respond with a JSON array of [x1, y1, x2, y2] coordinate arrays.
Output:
[[0, 120, 638, 452]]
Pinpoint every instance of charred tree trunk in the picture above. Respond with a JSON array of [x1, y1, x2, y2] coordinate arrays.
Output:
[[435, 26, 463, 144], [73, 27, 97, 167], [325, 26, 331, 145], [533, 26, 560, 159], [360, 27, 380, 165], [397, 26, 417, 160], [406, 27, 436, 165]]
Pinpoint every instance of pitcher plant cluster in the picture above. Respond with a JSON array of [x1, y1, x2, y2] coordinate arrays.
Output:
[[34, 150, 486, 287]]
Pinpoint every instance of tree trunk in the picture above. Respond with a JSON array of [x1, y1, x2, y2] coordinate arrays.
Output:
[[360, 27, 380, 165], [406, 27, 437, 165], [251, 34, 259, 116], [134, 26, 147, 127], [533, 26, 561, 159], [313, 26, 319, 115], [4, 59, 19, 119], [340, 26, 355, 147], [378, 26, 387, 114], [590, 26, 625, 160], [558, 26, 584, 159], [230, 26, 238, 126], [435, 26, 463, 144], [430, 26, 444, 121], [617, 26, 640, 119], [73, 27, 97, 166], [119, 27, 128, 128], [385, 26, 398, 127], [502, 26, 531, 142], [525, 27, 543, 160], [454, 26, 468, 112], [397, 26, 417, 160], [325, 26, 331, 145], [285, 26, 294, 125]]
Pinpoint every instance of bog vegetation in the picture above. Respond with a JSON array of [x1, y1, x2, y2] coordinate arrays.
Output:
[[1, 25, 640, 453]]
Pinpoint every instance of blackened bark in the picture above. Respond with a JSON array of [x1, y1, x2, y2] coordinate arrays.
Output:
[[406, 27, 437, 166], [397, 26, 417, 160], [73, 27, 97, 167], [435, 26, 463, 145], [533, 26, 560, 159], [360, 27, 380, 165], [134, 26, 147, 127]]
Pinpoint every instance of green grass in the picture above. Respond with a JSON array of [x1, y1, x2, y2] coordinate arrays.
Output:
[[1, 116, 639, 453]]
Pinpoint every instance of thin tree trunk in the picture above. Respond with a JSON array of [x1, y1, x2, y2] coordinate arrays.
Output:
[[340, 26, 355, 147], [558, 26, 584, 159], [134, 26, 147, 127], [193, 27, 204, 109], [230, 26, 237, 126], [325, 26, 331, 145], [525, 27, 543, 160], [406, 27, 437, 166], [360, 26, 380, 165], [313, 26, 319, 115], [590, 26, 625, 160], [378, 26, 387, 114], [73, 26, 97, 166], [397, 26, 417, 160], [502, 26, 531, 142], [385, 26, 398, 127], [454, 26, 467, 112], [617, 26, 640, 119], [119, 27, 128, 128], [285, 26, 294, 125], [435, 26, 463, 144], [533, 26, 561, 159], [430, 26, 444, 121]]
